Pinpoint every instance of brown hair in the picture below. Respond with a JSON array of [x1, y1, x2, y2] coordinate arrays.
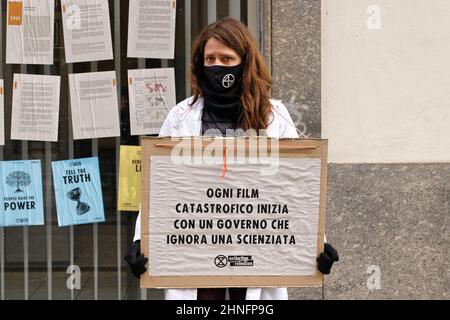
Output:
[[189, 17, 273, 131]]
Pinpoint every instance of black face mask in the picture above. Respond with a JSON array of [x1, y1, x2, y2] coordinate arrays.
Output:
[[203, 64, 244, 93]]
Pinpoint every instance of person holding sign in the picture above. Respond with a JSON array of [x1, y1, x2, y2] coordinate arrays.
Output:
[[125, 17, 339, 300]]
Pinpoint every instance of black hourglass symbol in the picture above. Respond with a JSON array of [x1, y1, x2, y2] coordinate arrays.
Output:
[[67, 187, 90, 215]]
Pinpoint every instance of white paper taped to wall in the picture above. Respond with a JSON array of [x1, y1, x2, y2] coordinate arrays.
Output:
[[61, 0, 113, 63], [127, 0, 177, 59], [69, 71, 120, 140], [128, 68, 176, 136], [0, 80, 4, 146], [11, 74, 61, 142], [6, 0, 55, 65]]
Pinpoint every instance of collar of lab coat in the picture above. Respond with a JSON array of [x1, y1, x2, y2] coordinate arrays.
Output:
[[161, 96, 296, 139]]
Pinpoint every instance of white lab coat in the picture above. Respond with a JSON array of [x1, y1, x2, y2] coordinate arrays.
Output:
[[134, 96, 299, 300]]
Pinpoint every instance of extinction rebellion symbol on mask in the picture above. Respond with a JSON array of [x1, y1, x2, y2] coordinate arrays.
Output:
[[222, 74, 235, 89]]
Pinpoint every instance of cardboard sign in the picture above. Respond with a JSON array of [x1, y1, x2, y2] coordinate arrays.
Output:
[[0, 160, 44, 227], [52, 157, 105, 227], [118, 145, 141, 212], [140, 137, 327, 288]]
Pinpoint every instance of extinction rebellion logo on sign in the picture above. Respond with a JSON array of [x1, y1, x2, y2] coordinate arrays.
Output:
[[215, 255, 254, 268]]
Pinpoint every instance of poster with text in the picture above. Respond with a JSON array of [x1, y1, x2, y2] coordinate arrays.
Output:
[[11, 74, 61, 142], [61, 0, 113, 63], [52, 157, 105, 227], [69, 71, 120, 140], [6, 0, 55, 65], [127, 0, 176, 59], [140, 137, 327, 288], [118, 145, 141, 212], [128, 68, 176, 135], [0, 160, 44, 227], [0, 80, 4, 146]]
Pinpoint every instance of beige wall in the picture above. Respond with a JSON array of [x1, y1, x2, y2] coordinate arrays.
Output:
[[322, 0, 450, 163]]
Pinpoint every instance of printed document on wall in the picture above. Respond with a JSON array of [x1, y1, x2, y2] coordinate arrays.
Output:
[[6, 0, 55, 65], [69, 71, 120, 140], [0, 160, 44, 227], [128, 68, 176, 135], [61, 0, 113, 63], [127, 0, 176, 59], [11, 74, 61, 142], [0, 80, 4, 146]]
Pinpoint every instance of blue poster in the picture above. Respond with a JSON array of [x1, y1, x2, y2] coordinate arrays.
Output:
[[52, 157, 105, 227], [0, 160, 44, 227]]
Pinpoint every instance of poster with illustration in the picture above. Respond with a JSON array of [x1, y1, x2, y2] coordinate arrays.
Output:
[[0, 160, 44, 227], [118, 145, 141, 211], [52, 157, 105, 227]]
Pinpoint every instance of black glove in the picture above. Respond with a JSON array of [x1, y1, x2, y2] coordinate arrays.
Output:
[[317, 243, 339, 275], [124, 240, 148, 279]]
